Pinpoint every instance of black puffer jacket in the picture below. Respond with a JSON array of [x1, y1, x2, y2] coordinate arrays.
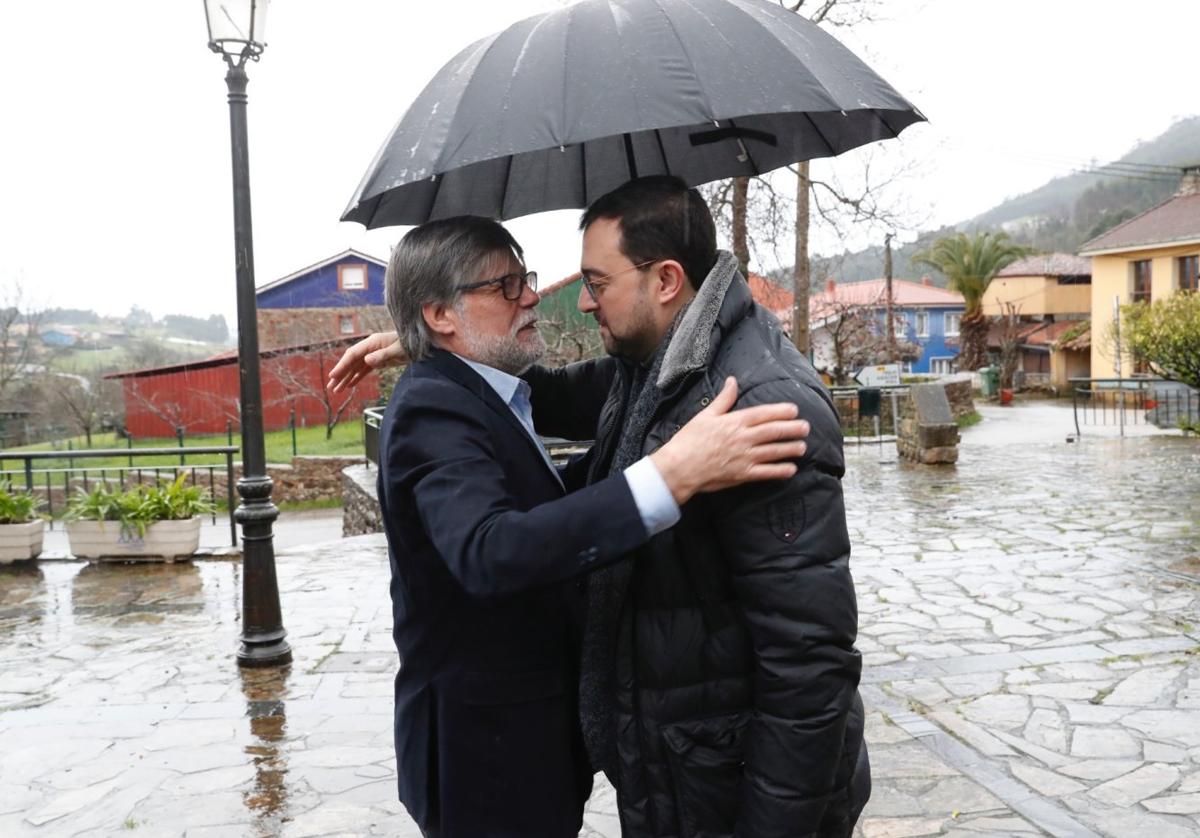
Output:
[[536, 252, 869, 838]]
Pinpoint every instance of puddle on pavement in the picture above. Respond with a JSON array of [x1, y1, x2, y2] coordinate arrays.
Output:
[[240, 666, 293, 833], [0, 558, 240, 644], [0, 562, 46, 624]]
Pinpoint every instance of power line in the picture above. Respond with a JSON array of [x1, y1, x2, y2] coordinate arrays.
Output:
[[1068, 165, 1180, 185], [978, 144, 1184, 175]]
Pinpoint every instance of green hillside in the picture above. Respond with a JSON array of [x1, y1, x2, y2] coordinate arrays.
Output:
[[804, 115, 1200, 286]]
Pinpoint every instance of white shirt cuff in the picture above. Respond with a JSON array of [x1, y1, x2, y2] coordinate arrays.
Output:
[[624, 456, 682, 537]]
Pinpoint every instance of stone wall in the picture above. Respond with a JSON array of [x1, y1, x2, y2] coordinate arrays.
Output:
[[257, 306, 391, 350], [943, 378, 976, 420], [342, 464, 382, 537], [212, 455, 366, 505]]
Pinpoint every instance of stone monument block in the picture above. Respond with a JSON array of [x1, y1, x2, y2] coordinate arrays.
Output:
[[897, 383, 960, 465]]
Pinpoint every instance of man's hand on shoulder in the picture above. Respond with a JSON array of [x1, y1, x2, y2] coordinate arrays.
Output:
[[328, 331, 406, 393], [650, 376, 809, 505]]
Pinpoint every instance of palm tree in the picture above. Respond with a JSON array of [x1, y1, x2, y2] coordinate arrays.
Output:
[[913, 232, 1032, 371]]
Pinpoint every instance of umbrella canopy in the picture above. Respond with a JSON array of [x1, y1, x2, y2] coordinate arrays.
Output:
[[342, 0, 924, 228]]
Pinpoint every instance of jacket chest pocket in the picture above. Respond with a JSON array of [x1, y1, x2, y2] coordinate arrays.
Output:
[[661, 712, 750, 838]]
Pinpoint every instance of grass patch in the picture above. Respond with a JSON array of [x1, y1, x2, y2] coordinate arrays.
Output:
[[1, 421, 367, 470], [955, 411, 983, 429], [211, 497, 343, 514], [277, 498, 343, 513]]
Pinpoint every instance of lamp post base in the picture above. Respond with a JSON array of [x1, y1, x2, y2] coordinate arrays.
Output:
[[238, 629, 293, 668], [234, 475, 291, 669]]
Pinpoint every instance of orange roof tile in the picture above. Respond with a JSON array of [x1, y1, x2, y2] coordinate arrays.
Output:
[[809, 278, 964, 320]]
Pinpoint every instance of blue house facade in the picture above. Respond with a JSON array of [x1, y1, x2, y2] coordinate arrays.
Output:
[[255, 249, 390, 349], [881, 303, 965, 375], [811, 278, 965, 377]]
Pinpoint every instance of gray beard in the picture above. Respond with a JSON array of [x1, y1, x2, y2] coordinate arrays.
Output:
[[460, 324, 546, 376]]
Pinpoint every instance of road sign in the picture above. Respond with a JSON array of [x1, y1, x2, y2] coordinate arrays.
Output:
[[854, 363, 901, 388]]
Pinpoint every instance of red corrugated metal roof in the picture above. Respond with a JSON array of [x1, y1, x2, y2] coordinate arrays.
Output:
[[105, 333, 373, 379]]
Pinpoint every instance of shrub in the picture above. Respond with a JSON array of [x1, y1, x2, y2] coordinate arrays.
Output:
[[1120, 293, 1200, 389], [65, 474, 215, 536], [0, 484, 42, 524]]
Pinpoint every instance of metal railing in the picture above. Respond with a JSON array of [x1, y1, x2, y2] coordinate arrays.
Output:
[[1145, 382, 1200, 430], [0, 446, 239, 546], [1064, 377, 1200, 438], [829, 385, 910, 441], [1069, 377, 1149, 438], [364, 407, 383, 467]]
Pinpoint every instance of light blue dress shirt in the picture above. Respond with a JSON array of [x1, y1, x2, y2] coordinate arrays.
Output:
[[455, 355, 681, 536]]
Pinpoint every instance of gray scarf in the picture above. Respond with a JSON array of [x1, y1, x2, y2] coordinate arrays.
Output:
[[578, 309, 686, 776]]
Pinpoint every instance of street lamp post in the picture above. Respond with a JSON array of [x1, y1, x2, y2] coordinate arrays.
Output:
[[203, 0, 291, 668]]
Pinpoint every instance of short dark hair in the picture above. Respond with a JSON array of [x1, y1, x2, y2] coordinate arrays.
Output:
[[385, 216, 523, 361], [579, 175, 717, 290]]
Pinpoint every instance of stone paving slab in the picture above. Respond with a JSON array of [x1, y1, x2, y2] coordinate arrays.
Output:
[[1, 403, 1197, 836], [846, 407, 1200, 838]]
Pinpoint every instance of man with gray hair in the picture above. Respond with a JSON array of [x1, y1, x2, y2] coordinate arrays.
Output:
[[372, 215, 810, 838]]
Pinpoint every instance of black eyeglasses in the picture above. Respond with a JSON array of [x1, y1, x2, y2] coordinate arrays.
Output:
[[459, 270, 538, 301], [581, 260, 659, 303]]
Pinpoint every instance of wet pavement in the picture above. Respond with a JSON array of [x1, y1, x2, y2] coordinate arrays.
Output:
[[1, 403, 1197, 837]]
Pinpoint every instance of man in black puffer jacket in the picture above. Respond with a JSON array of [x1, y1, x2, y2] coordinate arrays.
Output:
[[528, 176, 870, 838]]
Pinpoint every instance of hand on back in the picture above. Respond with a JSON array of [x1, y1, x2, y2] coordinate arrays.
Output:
[[650, 376, 809, 505]]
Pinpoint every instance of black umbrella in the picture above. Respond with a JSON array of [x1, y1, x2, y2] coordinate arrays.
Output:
[[342, 0, 924, 228]]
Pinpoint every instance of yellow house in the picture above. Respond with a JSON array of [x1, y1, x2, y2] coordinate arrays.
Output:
[[1079, 166, 1200, 379], [982, 253, 1091, 389]]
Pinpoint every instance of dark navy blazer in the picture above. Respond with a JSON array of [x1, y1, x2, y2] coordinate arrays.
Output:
[[378, 350, 646, 838]]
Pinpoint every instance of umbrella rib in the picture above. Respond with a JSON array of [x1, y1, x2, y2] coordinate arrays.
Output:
[[499, 152, 516, 219], [648, 0, 719, 121], [436, 31, 517, 172], [624, 134, 639, 180], [653, 129, 670, 175], [873, 108, 901, 140], [580, 141, 589, 207], [802, 112, 837, 158]]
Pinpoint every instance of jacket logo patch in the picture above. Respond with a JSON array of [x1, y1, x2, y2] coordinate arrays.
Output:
[[766, 497, 805, 543]]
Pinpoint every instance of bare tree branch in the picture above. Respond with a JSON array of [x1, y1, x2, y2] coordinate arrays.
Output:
[[0, 282, 45, 405], [266, 349, 359, 440], [126, 379, 193, 436]]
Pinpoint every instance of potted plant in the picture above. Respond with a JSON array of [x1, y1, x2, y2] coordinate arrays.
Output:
[[65, 474, 216, 563], [0, 484, 45, 563]]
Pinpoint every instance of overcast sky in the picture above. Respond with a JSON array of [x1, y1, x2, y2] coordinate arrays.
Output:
[[2, 0, 1196, 327]]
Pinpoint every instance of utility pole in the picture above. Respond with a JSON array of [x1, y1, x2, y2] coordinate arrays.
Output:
[[792, 161, 811, 355], [884, 232, 895, 354]]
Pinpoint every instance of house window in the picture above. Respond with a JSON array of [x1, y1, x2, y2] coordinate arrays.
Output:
[[915, 310, 930, 338], [339, 263, 368, 291], [944, 312, 961, 337], [338, 314, 355, 334], [1131, 260, 1152, 303], [1179, 255, 1199, 292], [893, 313, 908, 338], [930, 357, 956, 375]]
